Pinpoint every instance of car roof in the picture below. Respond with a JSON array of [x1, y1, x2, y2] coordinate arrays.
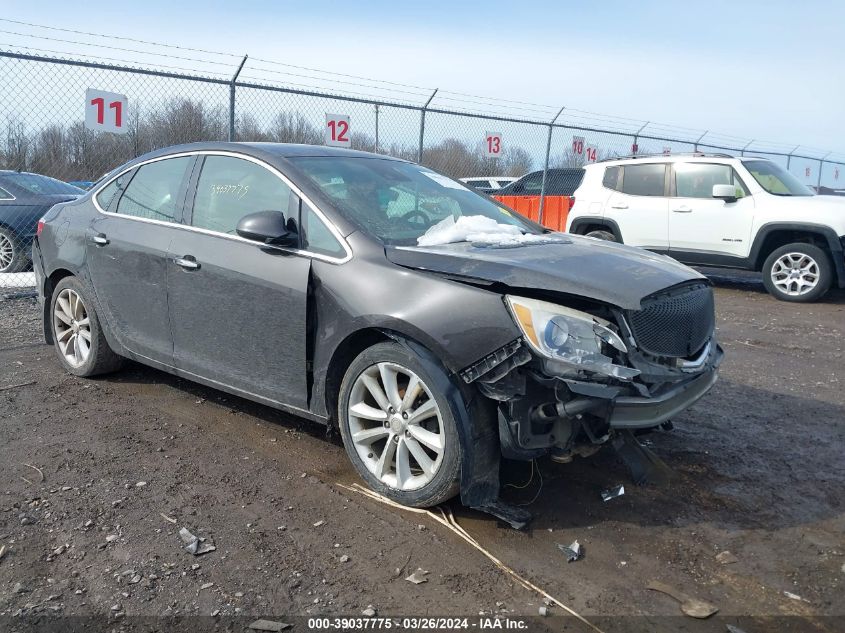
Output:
[[135, 141, 405, 162], [586, 154, 773, 168]]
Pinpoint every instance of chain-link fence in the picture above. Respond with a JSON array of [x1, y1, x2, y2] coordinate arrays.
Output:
[[2, 49, 845, 292]]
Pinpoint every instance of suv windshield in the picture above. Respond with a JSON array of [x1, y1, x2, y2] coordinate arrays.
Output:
[[743, 160, 813, 196], [291, 157, 539, 245], [0, 173, 83, 195]]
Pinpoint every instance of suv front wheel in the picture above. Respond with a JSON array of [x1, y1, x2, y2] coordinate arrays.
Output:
[[762, 243, 833, 302]]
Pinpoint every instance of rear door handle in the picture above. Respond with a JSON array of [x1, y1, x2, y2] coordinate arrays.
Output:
[[610, 203, 628, 209], [88, 232, 109, 245], [672, 206, 693, 213], [173, 255, 200, 270]]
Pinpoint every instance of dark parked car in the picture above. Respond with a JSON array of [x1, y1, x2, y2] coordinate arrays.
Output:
[[495, 167, 584, 196], [34, 143, 721, 518], [0, 171, 82, 273]]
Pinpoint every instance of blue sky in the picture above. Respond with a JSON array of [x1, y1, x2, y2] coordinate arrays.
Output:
[[4, 0, 844, 153]]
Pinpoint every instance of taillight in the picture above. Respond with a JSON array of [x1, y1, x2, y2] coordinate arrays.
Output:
[[36, 219, 45, 237], [568, 197, 576, 211]]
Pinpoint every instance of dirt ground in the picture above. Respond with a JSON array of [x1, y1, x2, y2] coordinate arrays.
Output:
[[0, 273, 843, 633]]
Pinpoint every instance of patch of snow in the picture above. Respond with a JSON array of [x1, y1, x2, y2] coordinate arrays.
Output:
[[417, 215, 568, 249]]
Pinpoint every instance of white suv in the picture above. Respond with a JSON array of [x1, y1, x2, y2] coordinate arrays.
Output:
[[567, 154, 845, 302]]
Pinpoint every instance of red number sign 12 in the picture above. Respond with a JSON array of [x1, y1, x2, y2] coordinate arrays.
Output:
[[325, 114, 351, 147], [84, 88, 128, 135], [485, 131, 502, 157]]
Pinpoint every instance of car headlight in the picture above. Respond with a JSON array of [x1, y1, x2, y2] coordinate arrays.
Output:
[[505, 296, 640, 380]]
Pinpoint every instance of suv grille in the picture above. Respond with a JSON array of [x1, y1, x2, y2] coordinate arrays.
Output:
[[626, 283, 715, 358]]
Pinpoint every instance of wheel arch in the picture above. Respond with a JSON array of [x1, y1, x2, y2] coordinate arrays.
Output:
[[322, 325, 504, 513], [751, 222, 844, 287], [568, 216, 623, 242]]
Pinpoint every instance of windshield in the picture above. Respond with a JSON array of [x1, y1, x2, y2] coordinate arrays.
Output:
[[290, 157, 540, 245], [0, 173, 83, 196], [743, 160, 813, 196]]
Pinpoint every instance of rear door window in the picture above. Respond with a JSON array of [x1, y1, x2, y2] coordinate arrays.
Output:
[[621, 164, 666, 197], [115, 157, 192, 222]]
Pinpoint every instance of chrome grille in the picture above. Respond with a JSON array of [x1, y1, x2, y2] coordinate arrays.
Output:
[[626, 283, 715, 358]]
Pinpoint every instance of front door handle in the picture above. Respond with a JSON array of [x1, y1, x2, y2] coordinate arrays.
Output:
[[173, 255, 200, 270], [88, 232, 109, 245], [672, 206, 693, 213], [610, 203, 628, 209]]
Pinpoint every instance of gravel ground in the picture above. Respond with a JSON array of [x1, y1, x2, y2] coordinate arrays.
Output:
[[0, 274, 843, 632]]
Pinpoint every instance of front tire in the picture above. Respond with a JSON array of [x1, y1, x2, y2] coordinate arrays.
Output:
[[338, 341, 461, 507], [762, 243, 832, 302], [0, 227, 29, 273], [50, 276, 124, 376], [585, 229, 617, 242]]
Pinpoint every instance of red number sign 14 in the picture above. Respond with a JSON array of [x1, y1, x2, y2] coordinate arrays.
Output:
[[325, 114, 351, 148], [485, 131, 502, 157], [585, 146, 598, 163], [85, 88, 128, 135]]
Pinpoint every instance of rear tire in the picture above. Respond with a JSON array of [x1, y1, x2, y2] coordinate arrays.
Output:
[[762, 243, 832, 303], [338, 341, 461, 507], [0, 227, 29, 273], [49, 276, 124, 376], [585, 229, 617, 242]]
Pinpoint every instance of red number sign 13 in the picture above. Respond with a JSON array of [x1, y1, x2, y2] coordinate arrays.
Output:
[[485, 131, 502, 157]]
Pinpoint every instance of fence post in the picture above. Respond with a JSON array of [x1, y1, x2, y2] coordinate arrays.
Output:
[[740, 139, 754, 156], [694, 130, 708, 153], [418, 89, 438, 164], [818, 152, 831, 188], [632, 121, 649, 155], [228, 55, 248, 142], [786, 145, 800, 170], [538, 106, 565, 226], [374, 104, 379, 154]]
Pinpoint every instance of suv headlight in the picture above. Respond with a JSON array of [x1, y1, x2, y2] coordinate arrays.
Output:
[[505, 296, 640, 380]]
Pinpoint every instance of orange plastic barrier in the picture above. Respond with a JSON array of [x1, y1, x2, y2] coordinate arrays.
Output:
[[493, 195, 571, 232]]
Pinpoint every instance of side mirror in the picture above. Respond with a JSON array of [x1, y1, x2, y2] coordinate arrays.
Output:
[[712, 184, 738, 203], [236, 210, 298, 247]]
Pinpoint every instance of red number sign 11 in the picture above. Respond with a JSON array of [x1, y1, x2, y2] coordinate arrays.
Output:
[[325, 114, 351, 147], [85, 88, 128, 135]]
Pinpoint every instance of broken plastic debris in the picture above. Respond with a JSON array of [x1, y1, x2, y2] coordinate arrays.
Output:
[[362, 606, 377, 617], [716, 550, 739, 565], [247, 619, 292, 632], [538, 606, 548, 616], [179, 527, 217, 556], [783, 591, 809, 603], [556, 540, 582, 562], [405, 568, 429, 584], [726, 625, 748, 633], [601, 485, 625, 501]]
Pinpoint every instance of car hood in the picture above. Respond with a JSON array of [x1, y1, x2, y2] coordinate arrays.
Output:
[[385, 234, 706, 310]]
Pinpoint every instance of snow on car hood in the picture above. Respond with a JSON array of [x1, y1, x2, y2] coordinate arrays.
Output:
[[417, 215, 570, 248], [388, 232, 706, 310]]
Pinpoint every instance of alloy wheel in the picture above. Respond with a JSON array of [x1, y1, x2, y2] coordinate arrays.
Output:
[[770, 252, 820, 297], [0, 232, 14, 271], [53, 288, 92, 368], [347, 362, 445, 491]]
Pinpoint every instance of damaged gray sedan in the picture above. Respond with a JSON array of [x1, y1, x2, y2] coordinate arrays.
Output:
[[33, 142, 722, 522]]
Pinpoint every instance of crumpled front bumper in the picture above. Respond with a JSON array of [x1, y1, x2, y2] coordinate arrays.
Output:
[[608, 363, 719, 428]]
